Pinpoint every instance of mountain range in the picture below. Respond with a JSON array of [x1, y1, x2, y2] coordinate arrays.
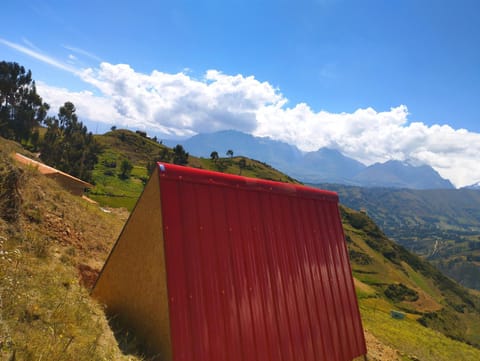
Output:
[[169, 130, 456, 189]]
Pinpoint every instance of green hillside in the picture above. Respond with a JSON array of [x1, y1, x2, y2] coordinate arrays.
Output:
[[90, 129, 298, 210], [0, 138, 141, 360], [316, 183, 480, 290], [341, 207, 480, 354], [2, 134, 480, 360]]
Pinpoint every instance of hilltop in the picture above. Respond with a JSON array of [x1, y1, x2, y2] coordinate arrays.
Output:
[[2, 133, 480, 360], [90, 129, 298, 210]]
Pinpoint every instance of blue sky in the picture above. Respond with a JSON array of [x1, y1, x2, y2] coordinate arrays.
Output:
[[1, 0, 480, 186]]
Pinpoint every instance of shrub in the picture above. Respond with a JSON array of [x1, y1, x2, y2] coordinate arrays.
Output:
[[102, 160, 117, 168], [384, 283, 419, 302], [349, 249, 373, 265], [119, 159, 133, 179]]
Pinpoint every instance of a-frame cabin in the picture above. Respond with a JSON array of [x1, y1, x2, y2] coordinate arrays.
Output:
[[93, 163, 367, 361]]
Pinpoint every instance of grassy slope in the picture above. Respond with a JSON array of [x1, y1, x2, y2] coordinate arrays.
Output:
[[2, 133, 480, 360], [0, 139, 142, 360], [317, 183, 480, 290], [359, 299, 480, 361], [89, 129, 297, 210], [341, 207, 480, 359], [90, 130, 165, 210]]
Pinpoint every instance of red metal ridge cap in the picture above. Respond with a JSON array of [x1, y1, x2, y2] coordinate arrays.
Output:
[[156, 162, 339, 203]]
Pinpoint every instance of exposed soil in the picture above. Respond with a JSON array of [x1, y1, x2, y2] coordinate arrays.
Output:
[[364, 329, 401, 361], [404, 288, 443, 313], [78, 263, 101, 290]]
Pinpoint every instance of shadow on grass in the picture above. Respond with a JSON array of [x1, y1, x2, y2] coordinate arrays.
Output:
[[107, 316, 160, 361]]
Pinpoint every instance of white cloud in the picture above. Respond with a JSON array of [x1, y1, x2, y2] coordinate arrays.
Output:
[[21, 37, 41, 52], [36, 81, 123, 126], [257, 103, 480, 187], [63, 45, 102, 62], [77, 63, 284, 136], [0, 37, 79, 74], [2, 37, 478, 187], [41, 62, 480, 187]]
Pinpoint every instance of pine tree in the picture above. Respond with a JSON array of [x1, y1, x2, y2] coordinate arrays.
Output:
[[40, 102, 100, 182], [0, 61, 49, 144]]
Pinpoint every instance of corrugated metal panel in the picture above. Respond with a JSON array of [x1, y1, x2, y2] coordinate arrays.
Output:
[[159, 163, 366, 361]]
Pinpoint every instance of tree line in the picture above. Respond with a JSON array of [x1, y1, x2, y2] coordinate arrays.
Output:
[[1, 61, 99, 182]]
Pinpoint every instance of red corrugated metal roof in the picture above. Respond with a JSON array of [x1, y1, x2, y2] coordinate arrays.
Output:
[[158, 163, 366, 361]]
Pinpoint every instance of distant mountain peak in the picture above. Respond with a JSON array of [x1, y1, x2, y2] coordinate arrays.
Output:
[[353, 159, 454, 189], [170, 130, 455, 189], [464, 181, 480, 190]]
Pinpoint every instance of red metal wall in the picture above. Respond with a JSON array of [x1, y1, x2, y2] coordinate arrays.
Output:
[[158, 163, 366, 361]]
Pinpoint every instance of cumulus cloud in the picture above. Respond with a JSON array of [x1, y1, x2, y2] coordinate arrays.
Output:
[[3, 37, 478, 187], [38, 62, 480, 187], [258, 102, 480, 186], [77, 63, 284, 136], [36, 82, 121, 125]]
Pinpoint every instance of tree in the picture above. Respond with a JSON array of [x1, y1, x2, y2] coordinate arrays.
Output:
[[119, 159, 133, 179], [40, 102, 100, 182], [226, 149, 234, 158], [210, 151, 219, 163], [173, 144, 189, 165], [0, 61, 49, 144], [146, 148, 171, 175]]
